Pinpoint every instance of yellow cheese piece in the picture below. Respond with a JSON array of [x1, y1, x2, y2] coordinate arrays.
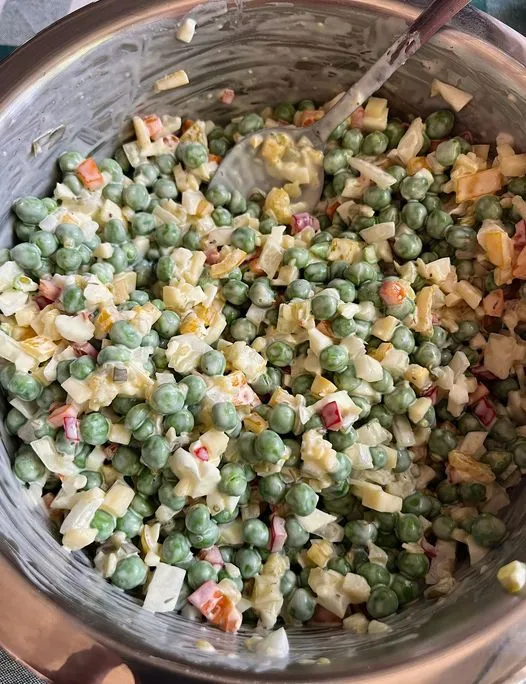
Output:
[[210, 249, 247, 279]]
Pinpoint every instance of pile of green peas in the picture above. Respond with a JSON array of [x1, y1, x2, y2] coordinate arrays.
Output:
[[4, 96, 525, 628]]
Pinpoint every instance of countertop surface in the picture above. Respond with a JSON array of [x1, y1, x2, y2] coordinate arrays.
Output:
[[0, 0, 525, 682]]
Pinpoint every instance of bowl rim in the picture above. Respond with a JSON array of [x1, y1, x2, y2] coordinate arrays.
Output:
[[1, 1, 526, 682]]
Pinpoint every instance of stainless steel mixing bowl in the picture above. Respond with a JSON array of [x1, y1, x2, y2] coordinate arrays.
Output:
[[1, 1, 526, 682]]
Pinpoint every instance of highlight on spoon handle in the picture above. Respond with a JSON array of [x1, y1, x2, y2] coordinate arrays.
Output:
[[310, 0, 471, 145]]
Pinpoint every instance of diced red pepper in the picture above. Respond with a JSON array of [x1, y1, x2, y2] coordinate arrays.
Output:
[[514, 219, 526, 250], [218, 88, 235, 105], [76, 157, 104, 191], [468, 382, 489, 406], [64, 416, 80, 442], [143, 114, 164, 140], [421, 385, 438, 405], [326, 200, 340, 219], [48, 404, 78, 428], [470, 365, 498, 381], [379, 280, 405, 307], [269, 515, 287, 553], [472, 397, 497, 428], [320, 401, 343, 430], [39, 278, 61, 302], [193, 446, 209, 462], [291, 212, 320, 235]]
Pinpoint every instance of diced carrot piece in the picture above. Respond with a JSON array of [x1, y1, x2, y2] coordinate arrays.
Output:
[[208, 154, 222, 164], [143, 114, 163, 140], [76, 157, 104, 191], [182, 119, 194, 133], [482, 289, 504, 317], [379, 280, 405, 307], [326, 200, 340, 218], [455, 168, 503, 202], [296, 110, 324, 127]]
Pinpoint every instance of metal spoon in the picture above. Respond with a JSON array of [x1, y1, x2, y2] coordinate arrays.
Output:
[[209, 0, 471, 212]]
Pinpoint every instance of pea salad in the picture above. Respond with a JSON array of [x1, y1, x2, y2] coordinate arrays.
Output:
[[3, 81, 526, 643]]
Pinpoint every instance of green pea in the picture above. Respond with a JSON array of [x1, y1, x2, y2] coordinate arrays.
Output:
[[390, 326, 415, 353], [436, 482, 459, 504], [253, 429, 285, 464], [30, 231, 58, 257], [481, 450, 512, 475], [230, 317, 257, 343], [123, 183, 150, 211], [285, 279, 312, 300], [70, 355, 96, 381], [251, 368, 281, 397], [90, 509, 116, 542], [187, 561, 218, 590], [212, 402, 238, 431], [426, 110, 455, 139], [341, 128, 363, 153], [154, 222, 181, 248], [6, 407, 27, 435], [160, 532, 190, 565], [266, 341, 294, 368], [331, 316, 356, 338], [111, 556, 147, 590], [157, 482, 186, 512], [13, 197, 48, 225], [345, 262, 376, 286], [164, 409, 194, 435], [281, 587, 316, 624], [222, 279, 248, 307], [323, 148, 348, 175], [141, 435, 169, 470], [311, 293, 338, 320], [329, 278, 356, 303], [257, 473, 286, 504], [238, 113, 264, 135], [384, 384, 416, 415], [11, 243, 42, 271], [446, 225, 477, 250], [400, 176, 429, 201], [108, 320, 142, 349], [269, 404, 296, 434], [319, 345, 349, 373], [242, 518, 270, 547], [401, 201, 427, 230], [402, 492, 432, 517], [385, 120, 405, 148], [471, 513, 507, 548], [78, 413, 109, 446], [363, 186, 392, 210], [7, 371, 41, 401], [362, 131, 389, 156], [435, 139, 461, 167], [491, 417, 517, 444], [358, 562, 391, 587], [14, 449, 46, 482], [333, 366, 360, 392], [149, 383, 185, 415], [154, 310, 180, 338], [432, 515, 456, 540], [367, 585, 399, 618], [391, 573, 421, 605], [199, 350, 225, 376], [428, 428, 457, 459], [235, 547, 262, 578], [179, 375, 206, 405], [395, 514, 422, 543], [132, 418, 155, 442], [249, 279, 275, 307], [394, 232, 423, 260], [177, 142, 208, 169], [304, 262, 329, 283], [414, 341, 441, 369], [345, 520, 378, 545]]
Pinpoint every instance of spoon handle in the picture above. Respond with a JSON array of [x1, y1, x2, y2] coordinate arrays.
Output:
[[310, 0, 471, 145]]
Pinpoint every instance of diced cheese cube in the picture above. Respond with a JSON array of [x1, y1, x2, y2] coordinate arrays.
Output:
[[343, 613, 369, 633], [455, 281, 483, 309], [310, 375, 337, 398], [371, 316, 398, 342], [362, 487, 403, 513], [176, 17, 197, 43], [61, 377, 93, 404], [355, 355, 383, 382], [308, 328, 333, 356], [408, 397, 432, 424], [342, 573, 371, 603], [109, 423, 131, 445], [101, 480, 135, 517], [497, 561, 526, 594], [55, 314, 95, 344]]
